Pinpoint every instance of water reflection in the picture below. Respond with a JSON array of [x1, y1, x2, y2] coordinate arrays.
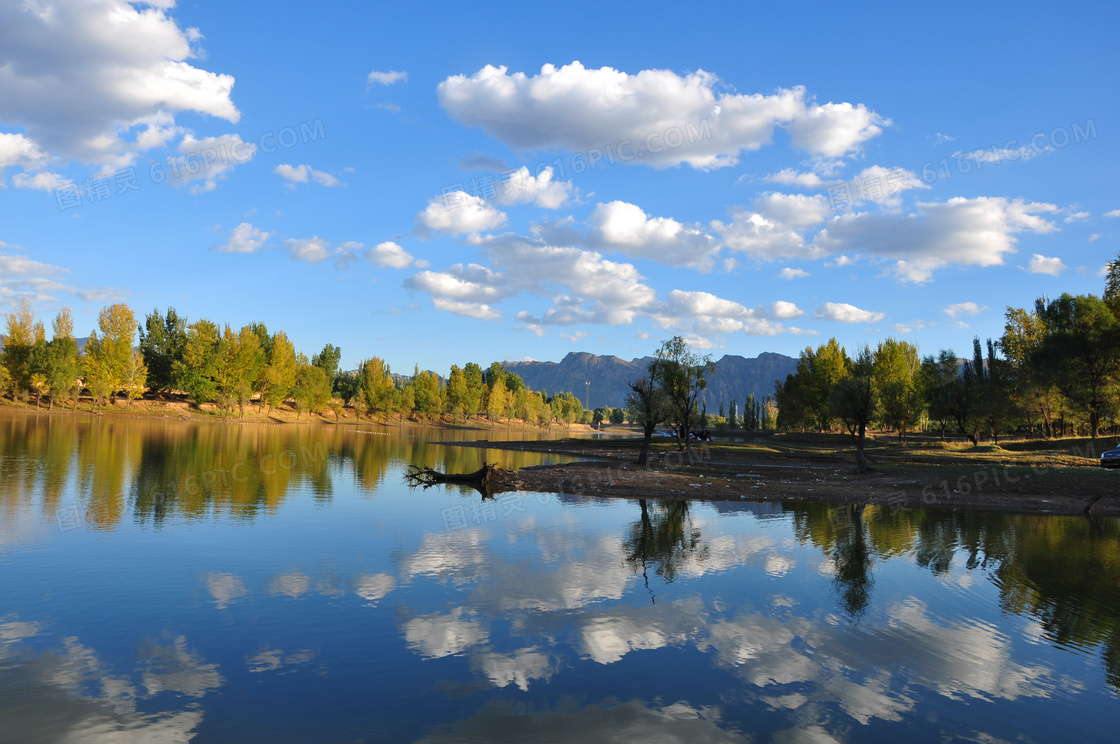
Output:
[[0, 412, 575, 530], [3, 412, 1120, 741]]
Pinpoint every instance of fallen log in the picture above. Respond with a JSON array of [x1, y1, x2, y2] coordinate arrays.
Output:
[[404, 461, 507, 492]]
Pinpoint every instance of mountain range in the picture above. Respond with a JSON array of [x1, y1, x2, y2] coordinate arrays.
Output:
[[502, 351, 798, 410]]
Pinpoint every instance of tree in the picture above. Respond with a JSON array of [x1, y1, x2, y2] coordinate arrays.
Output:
[[1, 298, 45, 397], [1105, 251, 1120, 319], [174, 319, 221, 407], [463, 362, 485, 418], [487, 377, 508, 422], [797, 338, 848, 431], [312, 343, 342, 392], [1000, 306, 1050, 436], [139, 308, 188, 396], [873, 337, 922, 442], [627, 345, 667, 465], [358, 357, 393, 419], [292, 362, 331, 420], [95, 303, 139, 404], [412, 367, 443, 421], [1033, 293, 1120, 438], [654, 336, 715, 458], [259, 331, 298, 413], [44, 308, 81, 411], [226, 326, 265, 418], [122, 349, 148, 406], [830, 345, 877, 473], [82, 332, 114, 413]]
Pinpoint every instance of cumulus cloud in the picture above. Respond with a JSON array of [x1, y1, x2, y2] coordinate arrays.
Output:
[[770, 300, 805, 319], [0, 0, 238, 170], [587, 201, 720, 270], [215, 222, 269, 253], [284, 237, 361, 268], [11, 171, 69, 191], [407, 234, 655, 326], [417, 192, 508, 236], [815, 302, 884, 323], [365, 241, 419, 269], [1026, 254, 1065, 276], [649, 289, 790, 338], [438, 61, 887, 169], [944, 302, 986, 318], [778, 268, 808, 279], [813, 197, 1058, 282], [1105, 209, 1120, 218], [1064, 211, 1089, 223], [273, 163, 341, 188], [0, 132, 48, 178], [367, 70, 407, 86], [713, 192, 831, 260], [493, 166, 574, 209], [166, 133, 256, 192], [765, 169, 826, 188]]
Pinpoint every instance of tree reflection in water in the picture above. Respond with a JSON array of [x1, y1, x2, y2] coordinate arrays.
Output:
[[624, 499, 708, 603]]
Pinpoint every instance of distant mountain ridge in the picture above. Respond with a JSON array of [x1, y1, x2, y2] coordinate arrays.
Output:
[[502, 351, 797, 410]]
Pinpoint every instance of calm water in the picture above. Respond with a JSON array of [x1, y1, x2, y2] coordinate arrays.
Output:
[[1, 413, 1118, 743]]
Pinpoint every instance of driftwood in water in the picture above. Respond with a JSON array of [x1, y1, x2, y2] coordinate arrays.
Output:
[[405, 462, 506, 492]]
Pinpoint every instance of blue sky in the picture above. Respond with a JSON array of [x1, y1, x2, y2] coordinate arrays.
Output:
[[1, 0, 1117, 374]]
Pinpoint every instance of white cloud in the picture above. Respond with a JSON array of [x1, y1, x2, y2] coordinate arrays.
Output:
[[587, 201, 719, 270], [765, 169, 825, 188], [354, 574, 396, 602], [1089, 233, 1102, 242], [0, 0, 238, 169], [284, 237, 360, 267], [409, 234, 655, 326], [365, 241, 416, 269], [815, 302, 884, 323], [11, 171, 69, 191], [932, 132, 955, 145], [273, 163, 341, 188], [778, 268, 808, 279], [493, 166, 574, 209], [433, 298, 502, 320], [1064, 211, 1090, 223], [944, 302, 986, 318], [167, 133, 256, 192], [417, 192, 508, 236], [847, 165, 929, 206], [438, 61, 888, 169], [216, 222, 269, 253], [652, 289, 786, 338], [814, 197, 1058, 283], [713, 192, 831, 260], [367, 70, 407, 86], [770, 300, 804, 319], [1105, 209, 1120, 218], [827, 255, 853, 267], [0, 132, 49, 180], [1026, 254, 1065, 276]]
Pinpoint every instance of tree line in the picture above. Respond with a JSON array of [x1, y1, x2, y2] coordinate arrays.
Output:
[[0, 302, 599, 427], [773, 258, 1120, 470]]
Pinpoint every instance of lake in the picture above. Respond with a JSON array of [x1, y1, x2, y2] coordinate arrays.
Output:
[[1, 412, 1118, 742]]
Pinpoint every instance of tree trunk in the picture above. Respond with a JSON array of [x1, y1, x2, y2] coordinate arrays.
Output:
[[855, 422, 870, 473]]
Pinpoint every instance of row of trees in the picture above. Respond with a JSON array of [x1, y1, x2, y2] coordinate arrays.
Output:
[[0, 301, 595, 427], [773, 262, 1120, 469]]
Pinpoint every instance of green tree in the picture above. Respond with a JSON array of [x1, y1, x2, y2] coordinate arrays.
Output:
[[44, 308, 81, 411], [655, 336, 715, 457], [446, 365, 468, 422], [1033, 293, 1120, 438], [82, 332, 114, 413], [359, 357, 394, 419], [1, 298, 45, 397], [174, 319, 221, 407], [292, 362, 331, 420], [259, 331, 298, 413], [873, 337, 922, 442], [138, 308, 187, 396], [830, 345, 877, 473], [797, 338, 849, 431]]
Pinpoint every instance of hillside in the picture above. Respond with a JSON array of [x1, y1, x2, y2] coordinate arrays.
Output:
[[502, 351, 797, 410]]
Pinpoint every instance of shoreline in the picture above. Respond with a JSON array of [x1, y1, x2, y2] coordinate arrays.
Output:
[[445, 436, 1120, 518], [5, 402, 1117, 517]]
